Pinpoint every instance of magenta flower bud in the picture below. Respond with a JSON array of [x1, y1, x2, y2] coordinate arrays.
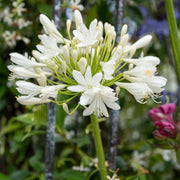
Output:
[[148, 103, 176, 122], [153, 130, 167, 140], [154, 121, 176, 138]]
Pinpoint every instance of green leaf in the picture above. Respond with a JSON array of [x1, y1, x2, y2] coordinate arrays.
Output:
[[125, 5, 143, 24], [0, 173, 10, 180], [10, 170, 30, 180], [59, 169, 87, 180], [176, 149, 180, 165], [38, 4, 52, 18], [0, 123, 22, 136], [33, 105, 47, 125], [71, 135, 91, 147], [15, 105, 47, 126], [21, 130, 46, 141]]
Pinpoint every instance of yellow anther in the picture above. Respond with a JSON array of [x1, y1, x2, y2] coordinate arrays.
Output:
[[146, 70, 152, 78]]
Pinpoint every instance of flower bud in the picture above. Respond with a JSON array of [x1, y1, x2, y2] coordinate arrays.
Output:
[[120, 34, 129, 46], [72, 49, 78, 64], [128, 63, 134, 70], [74, 10, 83, 29], [63, 103, 69, 114], [132, 35, 152, 49], [121, 24, 128, 37], [153, 130, 167, 140], [116, 86, 120, 97], [32, 50, 44, 63], [78, 57, 87, 74], [62, 61, 67, 74], [154, 121, 177, 138], [62, 45, 70, 64], [66, 19, 71, 33]]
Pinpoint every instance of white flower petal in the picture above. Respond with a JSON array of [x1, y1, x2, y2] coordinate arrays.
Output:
[[72, 70, 86, 85], [68, 85, 85, 92]]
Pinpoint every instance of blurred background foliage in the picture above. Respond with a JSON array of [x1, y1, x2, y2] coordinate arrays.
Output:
[[0, 0, 180, 179]]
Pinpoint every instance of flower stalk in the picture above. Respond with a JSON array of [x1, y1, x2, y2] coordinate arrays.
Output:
[[90, 114, 108, 180], [165, 0, 180, 84]]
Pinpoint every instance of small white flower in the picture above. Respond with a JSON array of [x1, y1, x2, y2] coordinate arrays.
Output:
[[116, 82, 154, 103], [82, 86, 120, 117], [107, 174, 120, 180], [123, 56, 160, 66], [37, 35, 61, 59], [70, 0, 84, 11], [73, 19, 101, 47], [68, 66, 102, 92], [40, 14, 70, 44], [17, 96, 48, 105], [16, 80, 66, 105], [101, 59, 116, 80], [124, 74, 167, 94], [12, 2, 26, 16], [10, 53, 46, 68], [124, 64, 157, 78], [8, 65, 40, 79]]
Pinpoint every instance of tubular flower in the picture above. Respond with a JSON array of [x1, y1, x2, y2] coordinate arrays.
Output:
[[8, 10, 167, 117]]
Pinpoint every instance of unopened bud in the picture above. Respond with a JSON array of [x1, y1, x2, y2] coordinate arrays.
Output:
[[78, 57, 87, 74], [32, 50, 44, 63], [116, 86, 120, 97], [74, 10, 83, 29], [63, 103, 69, 114], [66, 19, 71, 33], [38, 72, 47, 86], [62, 61, 67, 74], [72, 49, 78, 64], [132, 35, 152, 49], [62, 45, 70, 64], [128, 63, 134, 70], [120, 34, 129, 46], [153, 130, 167, 140], [121, 24, 128, 37], [129, 47, 136, 58]]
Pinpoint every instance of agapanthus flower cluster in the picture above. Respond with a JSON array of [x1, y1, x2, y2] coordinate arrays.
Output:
[[8, 10, 167, 117]]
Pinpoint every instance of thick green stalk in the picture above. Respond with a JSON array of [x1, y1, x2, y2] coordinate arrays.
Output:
[[165, 0, 180, 84], [90, 114, 108, 180]]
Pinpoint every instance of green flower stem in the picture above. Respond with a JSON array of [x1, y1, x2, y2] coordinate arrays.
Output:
[[90, 114, 107, 180], [165, 0, 180, 84]]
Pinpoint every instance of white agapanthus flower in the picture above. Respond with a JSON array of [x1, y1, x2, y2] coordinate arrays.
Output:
[[8, 10, 167, 117], [81, 85, 120, 117], [73, 19, 101, 47], [16, 81, 66, 105]]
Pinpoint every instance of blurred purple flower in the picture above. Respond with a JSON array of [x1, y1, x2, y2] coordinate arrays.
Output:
[[137, 4, 180, 39], [161, 85, 180, 106]]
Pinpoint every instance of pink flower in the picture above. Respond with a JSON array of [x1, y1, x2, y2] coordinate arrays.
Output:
[[154, 121, 176, 138], [148, 103, 176, 123]]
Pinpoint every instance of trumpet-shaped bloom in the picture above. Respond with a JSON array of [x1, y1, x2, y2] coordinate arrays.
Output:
[[68, 66, 102, 92], [81, 86, 120, 117], [37, 35, 62, 59], [116, 82, 154, 103], [123, 56, 160, 66], [10, 53, 46, 68], [16, 80, 66, 105], [73, 19, 101, 47]]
